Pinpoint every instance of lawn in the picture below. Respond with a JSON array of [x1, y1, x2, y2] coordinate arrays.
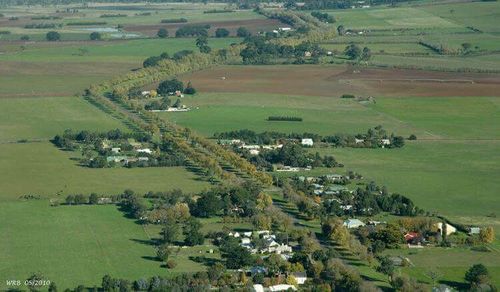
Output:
[[0, 142, 209, 202], [0, 96, 126, 142], [0, 200, 214, 290]]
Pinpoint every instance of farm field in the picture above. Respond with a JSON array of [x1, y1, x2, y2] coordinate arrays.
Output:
[[0, 201, 216, 290], [0, 142, 209, 201], [180, 65, 500, 98], [0, 38, 237, 97], [0, 96, 126, 141]]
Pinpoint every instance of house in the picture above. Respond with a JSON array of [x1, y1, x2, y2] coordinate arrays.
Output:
[[241, 237, 252, 245], [381, 139, 391, 145], [218, 139, 242, 146], [304, 51, 312, 57], [256, 230, 270, 236], [241, 144, 261, 150], [138, 157, 149, 162], [141, 90, 150, 96], [106, 156, 128, 163], [355, 138, 364, 144], [301, 138, 314, 146], [243, 231, 253, 237], [276, 166, 300, 172], [111, 147, 121, 154], [252, 284, 265, 292], [435, 222, 457, 236], [249, 149, 260, 155], [269, 284, 297, 291], [279, 27, 292, 32], [325, 174, 344, 181], [404, 232, 420, 243], [343, 219, 365, 229], [341, 204, 353, 210], [136, 148, 152, 154], [292, 272, 307, 285], [469, 227, 481, 235]]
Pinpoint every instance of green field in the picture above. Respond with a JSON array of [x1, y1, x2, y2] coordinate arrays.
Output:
[[0, 201, 217, 289], [0, 38, 239, 97], [0, 142, 209, 201], [0, 96, 126, 141], [161, 92, 428, 138], [384, 247, 500, 287]]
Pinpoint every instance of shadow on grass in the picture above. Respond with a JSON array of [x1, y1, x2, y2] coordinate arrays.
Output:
[[439, 280, 468, 291], [189, 256, 221, 267], [130, 238, 159, 246], [142, 255, 160, 262]]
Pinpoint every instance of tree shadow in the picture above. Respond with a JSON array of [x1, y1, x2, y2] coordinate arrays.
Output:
[[130, 238, 159, 246], [189, 256, 221, 267], [438, 280, 468, 290]]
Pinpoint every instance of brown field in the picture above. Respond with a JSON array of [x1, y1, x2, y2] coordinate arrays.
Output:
[[180, 65, 500, 97], [124, 18, 283, 37]]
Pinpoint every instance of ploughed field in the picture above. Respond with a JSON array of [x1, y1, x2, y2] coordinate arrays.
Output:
[[181, 65, 500, 98]]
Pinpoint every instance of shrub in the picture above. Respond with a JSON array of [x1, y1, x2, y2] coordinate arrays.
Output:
[[89, 32, 102, 40], [157, 28, 168, 38], [268, 116, 303, 122], [237, 27, 251, 38], [20, 35, 30, 41], [46, 31, 61, 41], [160, 18, 187, 23], [215, 28, 230, 38], [408, 134, 417, 140], [341, 94, 355, 99], [166, 260, 177, 269]]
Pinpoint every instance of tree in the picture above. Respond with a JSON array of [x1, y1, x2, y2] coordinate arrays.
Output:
[[183, 218, 204, 246], [89, 31, 101, 40], [143, 56, 162, 68], [465, 264, 489, 285], [479, 227, 494, 243], [220, 237, 253, 269], [193, 191, 222, 217], [48, 282, 57, 292], [183, 81, 196, 94], [46, 31, 60, 41], [196, 36, 211, 53], [162, 223, 180, 244], [237, 27, 251, 38], [344, 43, 361, 60], [21, 35, 30, 41], [26, 272, 44, 291], [337, 25, 345, 36], [461, 42, 472, 53], [215, 28, 230, 38], [157, 28, 168, 38], [89, 193, 99, 204], [157, 78, 184, 95], [361, 47, 371, 61], [156, 244, 171, 262], [377, 256, 395, 281]]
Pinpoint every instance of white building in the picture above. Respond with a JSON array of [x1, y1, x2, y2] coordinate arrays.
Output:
[[269, 284, 297, 291], [435, 222, 457, 236], [111, 147, 121, 154], [301, 138, 314, 146], [343, 218, 365, 229], [292, 272, 307, 285], [136, 148, 152, 154]]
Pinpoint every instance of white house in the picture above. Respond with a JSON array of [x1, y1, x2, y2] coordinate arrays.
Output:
[[301, 138, 314, 146], [141, 91, 150, 96], [241, 237, 252, 245], [252, 284, 265, 292], [469, 227, 481, 235], [435, 222, 457, 236], [269, 284, 297, 291], [279, 27, 292, 32], [292, 272, 307, 285], [243, 231, 253, 237], [136, 148, 152, 154], [381, 139, 391, 145], [355, 138, 364, 144], [249, 149, 260, 155], [111, 147, 121, 154], [343, 218, 365, 229]]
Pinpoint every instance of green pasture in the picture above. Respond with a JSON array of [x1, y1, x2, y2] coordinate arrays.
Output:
[[421, 1, 500, 33], [0, 142, 209, 201], [161, 92, 427, 138], [0, 38, 240, 63], [0, 201, 214, 290], [330, 6, 459, 30], [0, 97, 126, 141], [384, 247, 500, 287]]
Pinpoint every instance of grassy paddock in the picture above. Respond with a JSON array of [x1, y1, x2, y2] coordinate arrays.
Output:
[[0, 142, 209, 201], [0, 96, 126, 141]]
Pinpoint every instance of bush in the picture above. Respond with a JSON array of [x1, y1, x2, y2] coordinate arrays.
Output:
[[183, 82, 196, 95], [268, 116, 303, 122], [166, 260, 177, 269], [237, 27, 251, 38], [215, 28, 230, 38], [160, 18, 187, 23], [157, 28, 168, 38], [20, 35, 30, 41], [341, 94, 355, 99], [89, 32, 102, 40], [46, 31, 61, 41], [408, 134, 417, 140], [158, 79, 184, 95]]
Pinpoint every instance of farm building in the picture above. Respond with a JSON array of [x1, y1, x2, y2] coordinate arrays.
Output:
[[343, 218, 365, 229], [301, 138, 314, 146], [435, 222, 457, 236], [292, 272, 308, 285]]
